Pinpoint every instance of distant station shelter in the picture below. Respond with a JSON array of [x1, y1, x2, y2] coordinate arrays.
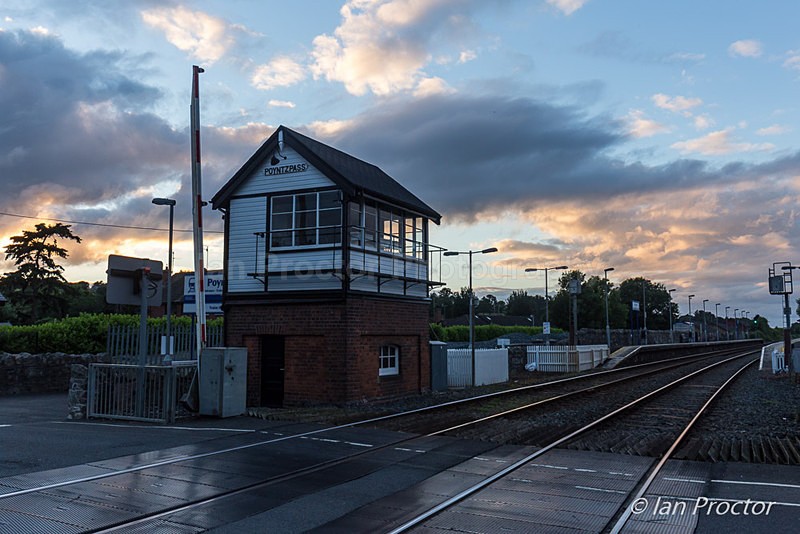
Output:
[[211, 126, 442, 407]]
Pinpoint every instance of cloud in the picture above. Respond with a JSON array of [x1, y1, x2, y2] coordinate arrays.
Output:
[[268, 99, 296, 109], [784, 50, 800, 71], [251, 56, 306, 90], [309, 92, 756, 220], [547, 0, 589, 16], [0, 29, 260, 272], [756, 124, 790, 136], [459, 49, 477, 63], [309, 0, 486, 96], [671, 128, 774, 155], [693, 114, 714, 130], [665, 52, 706, 63], [140, 6, 242, 63], [414, 76, 455, 97], [652, 93, 702, 114], [728, 39, 763, 58], [626, 109, 670, 138]]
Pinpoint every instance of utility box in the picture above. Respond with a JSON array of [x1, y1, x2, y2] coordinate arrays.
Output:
[[430, 341, 448, 392], [199, 347, 247, 417]]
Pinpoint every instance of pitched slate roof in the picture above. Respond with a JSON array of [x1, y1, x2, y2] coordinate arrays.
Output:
[[211, 125, 441, 223]]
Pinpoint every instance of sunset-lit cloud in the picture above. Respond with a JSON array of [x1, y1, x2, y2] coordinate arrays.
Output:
[[757, 124, 790, 136], [626, 109, 670, 138], [309, 0, 485, 96], [141, 6, 245, 63], [251, 56, 306, 90], [728, 39, 763, 58], [3, 1, 800, 326], [652, 93, 702, 115], [671, 128, 774, 155]]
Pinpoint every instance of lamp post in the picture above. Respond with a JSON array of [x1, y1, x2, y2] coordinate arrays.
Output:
[[603, 267, 614, 349], [715, 303, 721, 341], [743, 311, 749, 339], [702, 299, 709, 342], [525, 265, 568, 345], [734, 309, 739, 340], [444, 247, 498, 387], [152, 197, 176, 363], [725, 306, 730, 340], [688, 294, 695, 342], [740, 310, 747, 340], [668, 289, 676, 343]]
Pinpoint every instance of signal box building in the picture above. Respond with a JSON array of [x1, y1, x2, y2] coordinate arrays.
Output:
[[211, 126, 442, 406]]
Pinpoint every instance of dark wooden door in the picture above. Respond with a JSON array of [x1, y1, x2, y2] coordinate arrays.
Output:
[[260, 336, 285, 407]]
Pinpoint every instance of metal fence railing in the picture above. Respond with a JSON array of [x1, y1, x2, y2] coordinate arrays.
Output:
[[107, 324, 224, 364], [87, 362, 196, 424], [526, 345, 609, 373]]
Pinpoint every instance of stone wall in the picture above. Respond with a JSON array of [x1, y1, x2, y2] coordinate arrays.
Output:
[[0, 352, 108, 396]]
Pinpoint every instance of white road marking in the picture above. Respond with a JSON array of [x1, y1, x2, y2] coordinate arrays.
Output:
[[55, 421, 256, 432], [711, 479, 800, 490], [663, 476, 706, 484], [575, 485, 626, 494], [530, 463, 569, 470]]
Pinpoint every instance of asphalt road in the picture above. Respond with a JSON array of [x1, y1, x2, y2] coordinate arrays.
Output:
[[0, 393, 276, 478]]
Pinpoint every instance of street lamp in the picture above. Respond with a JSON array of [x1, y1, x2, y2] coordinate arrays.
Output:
[[603, 267, 615, 349], [525, 265, 568, 344], [702, 299, 709, 342], [443, 247, 498, 387], [740, 310, 747, 340], [715, 303, 721, 341], [688, 294, 695, 342], [668, 289, 676, 343], [152, 197, 176, 363], [734, 309, 739, 340], [743, 310, 749, 339], [725, 306, 730, 340]]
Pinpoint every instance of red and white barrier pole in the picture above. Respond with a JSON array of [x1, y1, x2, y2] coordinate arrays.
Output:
[[190, 65, 207, 364]]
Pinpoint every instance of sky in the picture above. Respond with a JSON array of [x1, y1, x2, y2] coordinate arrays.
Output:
[[1, 0, 799, 326]]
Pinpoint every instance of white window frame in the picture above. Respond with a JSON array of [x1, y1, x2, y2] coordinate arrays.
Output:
[[270, 190, 341, 250], [379, 345, 400, 376]]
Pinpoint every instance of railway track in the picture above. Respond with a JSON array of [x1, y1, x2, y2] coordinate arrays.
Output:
[[385, 350, 759, 533], [0, 348, 764, 532]]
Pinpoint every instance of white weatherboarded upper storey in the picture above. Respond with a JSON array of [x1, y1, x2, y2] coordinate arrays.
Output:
[[212, 126, 442, 299]]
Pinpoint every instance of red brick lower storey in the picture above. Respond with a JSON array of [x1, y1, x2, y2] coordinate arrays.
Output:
[[224, 296, 431, 406]]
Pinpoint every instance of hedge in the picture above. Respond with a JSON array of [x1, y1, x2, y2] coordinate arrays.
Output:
[[0, 314, 224, 354], [430, 324, 556, 343]]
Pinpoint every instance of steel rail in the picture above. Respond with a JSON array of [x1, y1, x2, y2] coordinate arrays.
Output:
[[387, 349, 758, 533], [92, 350, 756, 533], [0, 348, 739, 501], [607, 357, 758, 533]]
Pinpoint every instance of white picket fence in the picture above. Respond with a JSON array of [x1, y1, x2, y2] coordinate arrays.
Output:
[[447, 348, 509, 388], [526, 345, 609, 373]]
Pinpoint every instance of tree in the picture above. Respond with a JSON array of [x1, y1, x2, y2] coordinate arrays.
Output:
[[0, 223, 81, 323], [618, 277, 674, 331], [550, 270, 586, 329], [506, 290, 544, 317], [476, 294, 502, 314]]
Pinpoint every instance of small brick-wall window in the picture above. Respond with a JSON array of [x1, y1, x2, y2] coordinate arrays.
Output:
[[379, 345, 400, 376]]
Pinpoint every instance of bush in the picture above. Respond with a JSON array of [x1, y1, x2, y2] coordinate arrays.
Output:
[[0, 314, 224, 354], [429, 324, 554, 342]]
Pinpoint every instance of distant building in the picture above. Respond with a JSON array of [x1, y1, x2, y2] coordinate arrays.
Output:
[[212, 126, 442, 406]]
